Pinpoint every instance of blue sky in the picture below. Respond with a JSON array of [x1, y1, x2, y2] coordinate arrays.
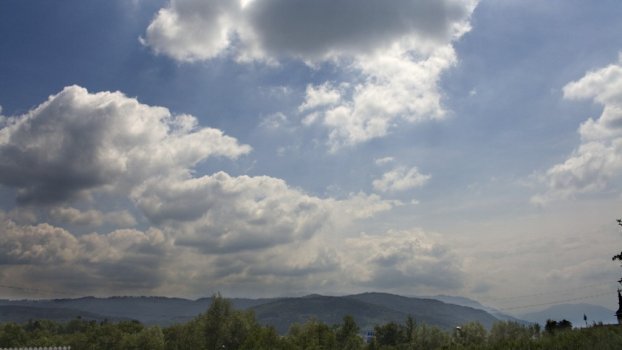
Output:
[[1, 0, 622, 314]]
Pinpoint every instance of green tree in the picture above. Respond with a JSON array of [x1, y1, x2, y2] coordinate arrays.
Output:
[[410, 322, 450, 350], [335, 315, 363, 350], [240, 326, 288, 350], [488, 321, 537, 348], [135, 326, 165, 350], [202, 293, 258, 350], [373, 321, 405, 348], [163, 320, 204, 350], [0, 323, 27, 347], [288, 319, 337, 350], [453, 321, 487, 348]]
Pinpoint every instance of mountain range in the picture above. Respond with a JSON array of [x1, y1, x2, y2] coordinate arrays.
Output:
[[1, 292, 616, 333], [0, 292, 499, 333]]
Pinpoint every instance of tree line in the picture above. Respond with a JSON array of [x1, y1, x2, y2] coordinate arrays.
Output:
[[1, 294, 622, 349]]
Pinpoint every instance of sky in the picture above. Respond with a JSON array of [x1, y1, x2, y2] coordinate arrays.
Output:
[[1, 0, 622, 315]]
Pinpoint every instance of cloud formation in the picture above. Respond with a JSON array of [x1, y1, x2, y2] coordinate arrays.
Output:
[[0, 216, 172, 293], [143, 0, 477, 149], [343, 230, 464, 290], [373, 166, 431, 193], [143, 0, 476, 62], [48, 207, 137, 228], [0, 85, 250, 204], [533, 55, 622, 203], [132, 171, 332, 253], [301, 46, 459, 150], [0, 85, 430, 296]]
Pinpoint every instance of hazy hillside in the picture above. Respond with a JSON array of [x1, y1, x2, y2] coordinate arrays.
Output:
[[346, 292, 498, 329], [430, 295, 528, 324], [519, 303, 616, 327], [0, 296, 206, 325], [0, 305, 127, 324], [0, 293, 501, 332], [250, 295, 405, 334]]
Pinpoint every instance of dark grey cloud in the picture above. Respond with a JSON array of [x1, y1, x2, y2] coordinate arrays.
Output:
[[143, 0, 477, 62], [246, 0, 473, 59]]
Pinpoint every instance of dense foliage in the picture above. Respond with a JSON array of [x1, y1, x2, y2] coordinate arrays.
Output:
[[1, 295, 622, 349]]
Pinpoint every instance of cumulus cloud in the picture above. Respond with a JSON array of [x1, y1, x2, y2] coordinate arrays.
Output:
[[0, 217, 174, 294], [0, 85, 251, 204], [142, 0, 477, 149], [331, 192, 402, 219], [132, 172, 399, 254], [141, 0, 241, 62], [304, 45, 459, 150], [143, 0, 476, 62], [0, 85, 408, 296], [342, 230, 464, 290], [49, 207, 105, 227], [132, 171, 332, 253], [533, 56, 622, 204], [48, 207, 137, 228], [0, 219, 79, 265], [373, 166, 431, 193], [298, 83, 342, 112]]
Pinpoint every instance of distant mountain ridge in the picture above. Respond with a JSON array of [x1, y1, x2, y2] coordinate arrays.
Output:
[[0, 292, 500, 333], [429, 295, 528, 324], [518, 303, 616, 327]]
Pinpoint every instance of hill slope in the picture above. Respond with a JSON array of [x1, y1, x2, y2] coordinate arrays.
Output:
[[346, 292, 499, 329], [0, 305, 128, 323], [0, 293, 500, 332], [250, 295, 405, 333], [430, 295, 528, 324]]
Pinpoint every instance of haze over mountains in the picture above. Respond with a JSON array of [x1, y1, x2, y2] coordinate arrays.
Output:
[[0, 293, 500, 333], [2, 291, 617, 334]]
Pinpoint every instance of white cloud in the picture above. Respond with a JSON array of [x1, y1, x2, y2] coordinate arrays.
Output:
[[298, 83, 342, 112], [104, 210, 138, 228], [259, 112, 289, 130], [0, 86, 406, 296], [49, 207, 105, 227], [534, 56, 622, 204], [0, 219, 79, 265], [0, 217, 174, 294], [342, 229, 464, 291], [131, 171, 398, 254], [143, 0, 477, 63], [375, 156, 395, 166], [373, 166, 431, 193], [313, 45, 458, 150], [0, 85, 251, 204], [141, 0, 241, 62], [132, 171, 332, 253], [48, 207, 137, 228], [143, 0, 477, 149]]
